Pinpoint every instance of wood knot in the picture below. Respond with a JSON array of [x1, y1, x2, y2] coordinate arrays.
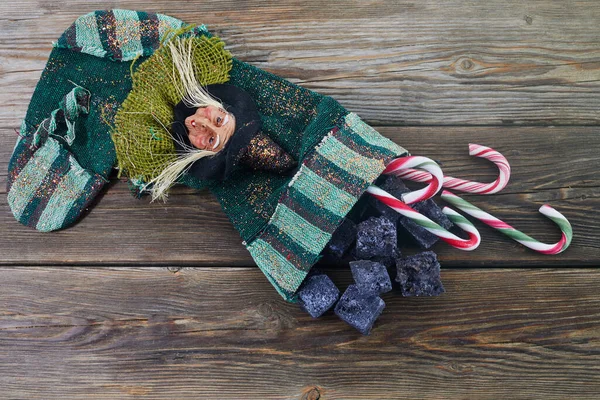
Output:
[[461, 58, 474, 70], [525, 15, 533, 25], [437, 361, 474, 375], [449, 56, 496, 77], [300, 386, 321, 400], [453, 57, 480, 75], [167, 267, 181, 273], [256, 302, 297, 329]]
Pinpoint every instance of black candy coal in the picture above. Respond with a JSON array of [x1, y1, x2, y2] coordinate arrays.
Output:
[[350, 260, 392, 295], [398, 217, 439, 249], [369, 253, 399, 269], [326, 218, 357, 259], [366, 175, 411, 223], [395, 251, 445, 297], [362, 175, 451, 250], [380, 175, 410, 198], [413, 199, 453, 230], [297, 274, 340, 318], [307, 175, 451, 333], [334, 284, 386, 335], [356, 216, 397, 258]]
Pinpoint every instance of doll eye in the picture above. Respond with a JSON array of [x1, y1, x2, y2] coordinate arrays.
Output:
[[216, 116, 223, 126]]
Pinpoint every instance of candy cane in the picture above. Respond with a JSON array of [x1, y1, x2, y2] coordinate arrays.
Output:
[[394, 144, 511, 194], [383, 156, 444, 204], [441, 190, 572, 254], [367, 186, 481, 251]]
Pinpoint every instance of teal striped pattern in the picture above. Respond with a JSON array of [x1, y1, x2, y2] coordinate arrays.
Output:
[[247, 113, 407, 301], [7, 136, 106, 232], [74, 11, 106, 58], [157, 13, 185, 42], [7, 86, 107, 232], [316, 134, 383, 183], [249, 239, 307, 295], [290, 167, 356, 217], [55, 10, 209, 62], [113, 9, 144, 60], [270, 204, 331, 255], [345, 112, 406, 155], [36, 156, 96, 232], [7, 138, 62, 221]]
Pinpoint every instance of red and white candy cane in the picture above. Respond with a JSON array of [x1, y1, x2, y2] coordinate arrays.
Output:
[[441, 190, 572, 254], [366, 186, 481, 251], [393, 144, 511, 195], [382, 156, 444, 204]]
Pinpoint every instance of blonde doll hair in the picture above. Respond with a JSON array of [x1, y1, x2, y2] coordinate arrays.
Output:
[[145, 38, 227, 202]]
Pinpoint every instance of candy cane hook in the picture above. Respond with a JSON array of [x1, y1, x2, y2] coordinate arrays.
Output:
[[382, 156, 444, 204], [441, 190, 572, 254], [394, 144, 511, 195], [367, 186, 481, 251]]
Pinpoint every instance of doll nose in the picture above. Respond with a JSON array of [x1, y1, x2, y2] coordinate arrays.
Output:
[[191, 119, 209, 132], [191, 116, 212, 130]]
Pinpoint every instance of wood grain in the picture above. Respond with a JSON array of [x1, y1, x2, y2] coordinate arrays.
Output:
[[1, 267, 600, 399], [1, 126, 597, 266], [1, 1, 600, 398], [1, 1, 599, 127]]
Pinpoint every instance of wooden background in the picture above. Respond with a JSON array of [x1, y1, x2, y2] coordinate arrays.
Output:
[[1, 1, 599, 398]]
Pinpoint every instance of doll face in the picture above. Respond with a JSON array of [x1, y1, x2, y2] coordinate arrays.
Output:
[[184, 105, 235, 152]]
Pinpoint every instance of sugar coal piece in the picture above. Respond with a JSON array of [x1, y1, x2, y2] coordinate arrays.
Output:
[[356, 216, 397, 258], [395, 251, 445, 297], [398, 216, 439, 249], [350, 260, 392, 294], [297, 274, 341, 318], [370, 253, 399, 269], [307, 267, 324, 277], [413, 199, 453, 230], [366, 195, 400, 223], [334, 284, 385, 335], [380, 175, 410, 198], [368, 175, 411, 222], [326, 218, 357, 259]]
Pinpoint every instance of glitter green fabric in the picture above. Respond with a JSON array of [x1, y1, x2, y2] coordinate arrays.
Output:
[[112, 36, 232, 184], [207, 59, 350, 241], [9, 10, 410, 302], [19, 47, 132, 178], [7, 10, 206, 230], [246, 113, 405, 300], [7, 86, 107, 231]]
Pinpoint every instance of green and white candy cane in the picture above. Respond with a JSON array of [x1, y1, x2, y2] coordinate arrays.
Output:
[[441, 190, 573, 255]]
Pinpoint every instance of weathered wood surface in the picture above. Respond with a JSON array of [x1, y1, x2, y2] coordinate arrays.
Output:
[[1, 0, 600, 398], [1, 1, 600, 127], [2, 267, 600, 399], [1, 126, 598, 265]]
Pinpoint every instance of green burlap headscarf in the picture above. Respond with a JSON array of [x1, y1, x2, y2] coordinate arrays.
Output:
[[112, 34, 232, 185]]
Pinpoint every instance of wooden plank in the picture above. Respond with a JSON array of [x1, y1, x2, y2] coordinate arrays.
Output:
[[1, 126, 598, 265], [1, 1, 599, 126], [1, 267, 600, 399], [1, 3, 598, 399]]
